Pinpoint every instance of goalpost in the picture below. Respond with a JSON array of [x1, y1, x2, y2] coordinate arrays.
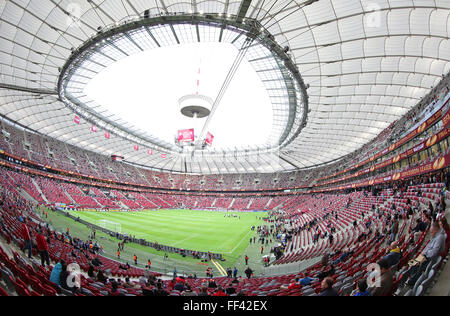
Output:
[[97, 219, 122, 233]]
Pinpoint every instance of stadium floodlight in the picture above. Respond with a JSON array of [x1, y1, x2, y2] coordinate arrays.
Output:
[[179, 95, 213, 119]]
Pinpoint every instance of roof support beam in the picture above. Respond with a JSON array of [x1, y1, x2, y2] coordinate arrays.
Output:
[[279, 155, 301, 170], [236, 0, 253, 23], [0, 83, 57, 95]]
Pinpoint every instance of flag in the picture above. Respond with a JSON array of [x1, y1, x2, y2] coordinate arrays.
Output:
[[91, 125, 97, 132], [105, 132, 110, 139], [74, 115, 80, 124], [148, 149, 153, 155], [134, 145, 139, 151], [206, 132, 214, 146]]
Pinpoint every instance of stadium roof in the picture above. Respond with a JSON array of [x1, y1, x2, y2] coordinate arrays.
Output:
[[0, 0, 449, 174]]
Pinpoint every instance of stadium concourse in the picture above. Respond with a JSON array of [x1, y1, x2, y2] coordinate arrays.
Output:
[[0, 0, 450, 298]]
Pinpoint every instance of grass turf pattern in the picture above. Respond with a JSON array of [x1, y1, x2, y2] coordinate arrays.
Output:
[[74, 209, 266, 258]]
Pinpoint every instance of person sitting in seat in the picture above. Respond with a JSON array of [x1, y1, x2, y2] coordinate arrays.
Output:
[[351, 279, 371, 296], [332, 248, 354, 265], [109, 281, 123, 296], [280, 277, 301, 290], [374, 230, 384, 242], [70, 249, 78, 258], [225, 283, 236, 295], [153, 281, 169, 296], [299, 272, 318, 286], [439, 217, 450, 246], [316, 255, 335, 280], [60, 261, 80, 293], [406, 221, 445, 287], [198, 285, 209, 296], [411, 218, 428, 237], [213, 286, 227, 296], [208, 279, 217, 288], [382, 242, 402, 268], [118, 263, 128, 270], [121, 277, 134, 289], [168, 278, 176, 289], [49, 259, 65, 286], [91, 257, 103, 267], [319, 277, 338, 296], [369, 258, 393, 296], [0, 214, 6, 231], [173, 279, 185, 292], [96, 270, 107, 283], [182, 284, 197, 296], [87, 264, 96, 279]]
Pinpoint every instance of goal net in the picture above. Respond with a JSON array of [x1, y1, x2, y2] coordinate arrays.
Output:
[[97, 219, 122, 233]]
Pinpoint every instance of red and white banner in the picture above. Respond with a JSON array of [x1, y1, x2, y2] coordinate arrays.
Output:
[[74, 115, 80, 125], [205, 132, 214, 146], [148, 149, 153, 155], [178, 129, 195, 143], [161, 154, 166, 158], [443, 106, 450, 128], [91, 125, 97, 133], [105, 132, 110, 139], [134, 145, 139, 151]]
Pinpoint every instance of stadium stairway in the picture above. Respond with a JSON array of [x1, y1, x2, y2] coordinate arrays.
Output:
[[62, 189, 77, 206], [30, 178, 49, 204], [116, 201, 129, 211], [15, 188, 38, 205]]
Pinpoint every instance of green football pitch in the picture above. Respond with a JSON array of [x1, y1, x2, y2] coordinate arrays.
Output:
[[74, 209, 267, 258]]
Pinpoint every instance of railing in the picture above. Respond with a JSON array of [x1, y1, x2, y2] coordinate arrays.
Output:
[[262, 256, 321, 277]]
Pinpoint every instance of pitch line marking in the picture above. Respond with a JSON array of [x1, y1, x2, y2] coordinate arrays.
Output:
[[212, 259, 227, 276], [221, 218, 261, 254], [171, 233, 199, 247]]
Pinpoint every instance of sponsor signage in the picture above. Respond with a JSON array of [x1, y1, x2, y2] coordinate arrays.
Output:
[[319, 127, 450, 186], [317, 96, 450, 183], [178, 129, 195, 143]]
